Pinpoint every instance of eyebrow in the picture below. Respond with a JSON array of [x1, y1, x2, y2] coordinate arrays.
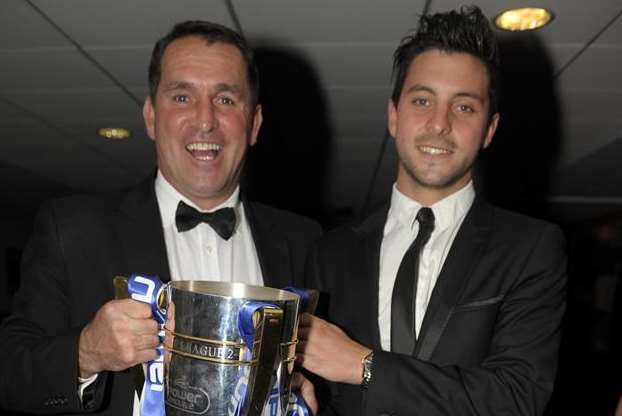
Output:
[[161, 81, 194, 93], [160, 81, 244, 97], [405, 85, 435, 95], [405, 84, 485, 103], [213, 82, 243, 96]]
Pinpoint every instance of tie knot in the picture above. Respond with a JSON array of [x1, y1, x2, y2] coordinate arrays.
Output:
[[175, 201, 237, 240], [416, 207, 434, 227]]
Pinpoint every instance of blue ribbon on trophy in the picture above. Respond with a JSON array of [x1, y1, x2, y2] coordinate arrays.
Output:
[[127, 274, 166, 416], [234, 301, 278, 416], [282, 287, 310, 311], [238, 301, 280, 350], [235, 295, 311, 416]]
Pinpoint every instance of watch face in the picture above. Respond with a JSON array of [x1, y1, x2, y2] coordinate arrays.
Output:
[[364, 351, 374, 366]]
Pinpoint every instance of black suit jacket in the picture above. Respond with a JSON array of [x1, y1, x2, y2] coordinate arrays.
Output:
[[0, 179, 321, 415], [306, 198, 566, 416]]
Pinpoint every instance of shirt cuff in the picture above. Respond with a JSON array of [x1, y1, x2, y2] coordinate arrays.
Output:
[[77, 373, 99, 404]]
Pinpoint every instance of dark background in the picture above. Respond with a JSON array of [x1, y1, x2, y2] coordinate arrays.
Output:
[[1, 1, 622, 415]]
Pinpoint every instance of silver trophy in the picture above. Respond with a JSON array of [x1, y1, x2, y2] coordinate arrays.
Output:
[[163, 281, 301, 416]]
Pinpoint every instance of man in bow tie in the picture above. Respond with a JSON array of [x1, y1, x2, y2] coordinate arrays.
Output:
[[297, 6, 566, 416], [0, 20, 321, 415]]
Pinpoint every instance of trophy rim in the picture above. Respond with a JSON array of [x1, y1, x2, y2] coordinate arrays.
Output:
[[168, 280, 299, 302]]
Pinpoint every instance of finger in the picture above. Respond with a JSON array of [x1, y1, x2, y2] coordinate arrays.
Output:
[[167, 302, 175, 317], [299, 313, 313, 327], [122, 299, 155, 319], [300, 376, 318, 415], [131, 317, 160, 335], [165, 302, 175, 329], [295, 340, 308, 353], [164, 317, 175, 332], [295, 353, 305, 366], [291, 372, 318, 415], [137, 334, 160, 350], [297, 326, 310, 341], [135, 349, 159, 365], [290, 371, 304, 390]]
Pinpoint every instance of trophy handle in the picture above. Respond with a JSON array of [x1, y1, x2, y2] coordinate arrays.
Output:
[[283, 287, 320, 315], [245, 306, 284, 416], [302, 289, 319, 315], [113, 275, 130, 300], [113, 275, 170, 308], [113, 275, 169, 398], [113, 276, 146, 397]]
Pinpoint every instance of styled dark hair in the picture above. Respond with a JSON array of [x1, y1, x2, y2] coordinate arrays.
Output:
[[148, 20, 259, 106], [391, 5, 500, 118]]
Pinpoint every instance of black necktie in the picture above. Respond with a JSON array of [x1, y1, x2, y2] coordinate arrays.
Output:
[[175, 200, 237, 240], [391, 207, 435, 355]]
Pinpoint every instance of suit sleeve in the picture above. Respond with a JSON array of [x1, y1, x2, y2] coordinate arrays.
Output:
[[0, 202, 104, 413], [364, 224, 567, 416], [304, 244, 344, 416]]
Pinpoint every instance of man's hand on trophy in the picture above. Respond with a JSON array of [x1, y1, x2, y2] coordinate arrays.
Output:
[[78, 299, 160, 378], [163, 301, 175, 366], [291, 371, 318, 415], [296, 313, 371, 385]]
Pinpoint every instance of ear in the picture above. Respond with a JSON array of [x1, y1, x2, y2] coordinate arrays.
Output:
[[482, 113, 499, 149], [143, 97, 156, 141], [249, 104, 263, 147], [387, 99, 398, 138]]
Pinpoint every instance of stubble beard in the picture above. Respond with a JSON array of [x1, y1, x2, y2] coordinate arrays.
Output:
[[400, 153, 474, 194]]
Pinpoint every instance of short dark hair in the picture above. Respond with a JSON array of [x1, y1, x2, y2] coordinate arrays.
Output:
[[391, 5, 500, 118], [148, 20, 260, 107]]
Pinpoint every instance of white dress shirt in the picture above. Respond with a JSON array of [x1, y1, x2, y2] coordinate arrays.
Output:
[[155, 170, 263, 285], [378, 182, 475, 351]]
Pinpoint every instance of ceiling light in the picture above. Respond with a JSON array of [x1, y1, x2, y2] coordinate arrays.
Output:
[[97, 127, 132, 139], [494, 7, 553, 32]]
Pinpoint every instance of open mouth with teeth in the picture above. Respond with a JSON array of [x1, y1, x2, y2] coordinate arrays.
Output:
[[186, 142, 223, 161], [418, 145, 451, 155]]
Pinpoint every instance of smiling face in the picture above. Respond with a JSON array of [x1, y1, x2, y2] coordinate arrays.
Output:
[[388, 49, 499, 205], [143, 36, 262, 210]]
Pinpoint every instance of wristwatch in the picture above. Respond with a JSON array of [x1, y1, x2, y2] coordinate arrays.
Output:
[[361, 351, 374, 390]]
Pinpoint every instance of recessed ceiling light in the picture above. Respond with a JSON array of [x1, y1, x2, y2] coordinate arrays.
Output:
[[495, 7, 554, 32], [97, 127, 132, 139]]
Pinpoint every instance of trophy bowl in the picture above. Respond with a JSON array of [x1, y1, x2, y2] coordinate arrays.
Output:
[[164, 281, 300, 416]]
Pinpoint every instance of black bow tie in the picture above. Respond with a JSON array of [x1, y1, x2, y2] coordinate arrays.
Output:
[[175, 201, 237, 240]]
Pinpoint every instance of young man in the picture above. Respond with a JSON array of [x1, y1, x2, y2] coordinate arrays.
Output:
[[0, 21, 321, 415], [298, 7, 566, 415]]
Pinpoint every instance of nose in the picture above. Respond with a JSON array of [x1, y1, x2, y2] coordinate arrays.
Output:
[[195, 99, 217, 132], [426, 104, 451, 136]]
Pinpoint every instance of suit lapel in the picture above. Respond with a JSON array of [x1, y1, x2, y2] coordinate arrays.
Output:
[[352, 207, 388, 350], [114, 179, 171, 283], [243, 199, 292, 289], [414, 198, 493, 360]]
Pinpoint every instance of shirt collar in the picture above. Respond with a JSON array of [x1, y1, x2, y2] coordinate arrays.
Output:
[[155, 170, 241, 229], [388, 181, 475, 233]]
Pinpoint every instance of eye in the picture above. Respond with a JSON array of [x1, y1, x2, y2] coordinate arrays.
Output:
[[216, 96, 235, 106], [413, 97, 429, 106], [173, 95, 190, 103], [456, 104, 474, 113]]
